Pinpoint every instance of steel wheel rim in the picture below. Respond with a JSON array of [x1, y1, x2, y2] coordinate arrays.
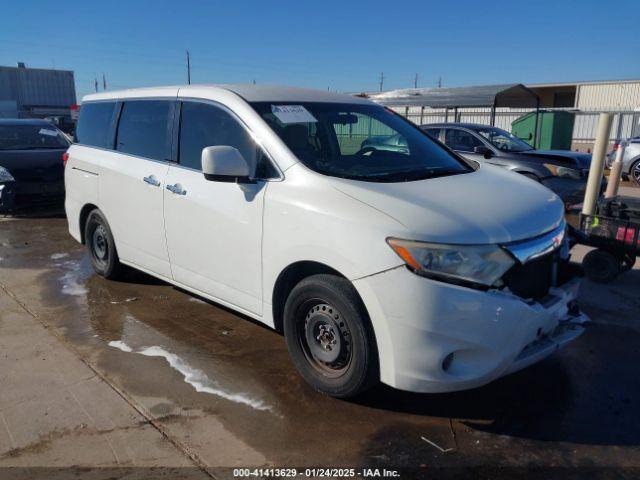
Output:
[[298, 300, 352, 378], [92, 225, 109, 266]]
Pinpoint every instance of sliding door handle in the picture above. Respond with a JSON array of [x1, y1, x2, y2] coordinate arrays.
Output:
[[166, 183, 187, 196], [143, 175, 161, 187]]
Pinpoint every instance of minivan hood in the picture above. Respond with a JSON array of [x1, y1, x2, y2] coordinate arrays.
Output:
[[330, 164, 564, 244]]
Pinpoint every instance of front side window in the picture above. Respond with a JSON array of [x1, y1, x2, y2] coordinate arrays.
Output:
[[477, 127, 533, 152], [0, 124, 70, 150], [116, 100, 171, 160], [251, 102, 470, 182], [75, 102, 116, 148], [444, 129, 484, 153], [179, 101, 276, 177]]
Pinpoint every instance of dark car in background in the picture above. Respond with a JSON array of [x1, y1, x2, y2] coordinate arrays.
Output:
[[0, 119, 70, 213], [419, 123, 602, 205]]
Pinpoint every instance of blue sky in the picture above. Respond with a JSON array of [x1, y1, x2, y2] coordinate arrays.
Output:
[[1, 0, 639, 99]]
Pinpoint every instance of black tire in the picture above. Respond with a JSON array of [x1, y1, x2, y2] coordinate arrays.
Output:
[[520, 172, 541, 182], [583, 249, 620, 283], [84, 209, 123, 280], [283, 274, 378, 398]]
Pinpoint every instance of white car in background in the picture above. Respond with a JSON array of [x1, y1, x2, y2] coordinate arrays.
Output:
[[65, 84, 587, 397], [607, 137, 640, 185]]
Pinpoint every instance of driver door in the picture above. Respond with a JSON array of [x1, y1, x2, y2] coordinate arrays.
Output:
[[163, 100, 273, 316]]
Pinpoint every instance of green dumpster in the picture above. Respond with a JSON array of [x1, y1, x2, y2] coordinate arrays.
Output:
[[511, 110, 575, 150]]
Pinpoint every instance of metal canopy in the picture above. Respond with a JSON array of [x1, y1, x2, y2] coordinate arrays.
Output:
[[368, 83, 539, 109]]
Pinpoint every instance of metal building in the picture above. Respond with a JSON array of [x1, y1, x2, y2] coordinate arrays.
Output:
[[364, 79, 640, 151], [0, 63, 77, 119]]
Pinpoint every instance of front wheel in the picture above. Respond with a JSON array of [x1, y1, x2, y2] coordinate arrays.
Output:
[[84, 209, 123, 280], [631, 159, 640, 186], [283, 274, 378, 398]]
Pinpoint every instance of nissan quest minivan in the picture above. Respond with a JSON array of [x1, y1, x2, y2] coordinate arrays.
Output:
[[65, 85, 588, 397]]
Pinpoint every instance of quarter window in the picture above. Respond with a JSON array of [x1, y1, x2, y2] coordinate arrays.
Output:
[[178, 101, 276, 177], [116, 101, 172, 161], [75, 102, 117, 148]]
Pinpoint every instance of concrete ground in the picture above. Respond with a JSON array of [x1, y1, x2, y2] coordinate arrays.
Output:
[[0, 188, 639, 479]]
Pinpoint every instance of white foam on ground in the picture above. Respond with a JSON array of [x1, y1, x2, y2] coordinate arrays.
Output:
[[108, 341, 272, 412], [60, 269, 88, 296], [51, 253, 69, 260], [108, 340, 133, 352], [58, 260, 88, 296]]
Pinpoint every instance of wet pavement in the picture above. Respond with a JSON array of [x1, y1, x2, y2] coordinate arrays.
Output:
[[0, 213, 639, 476]]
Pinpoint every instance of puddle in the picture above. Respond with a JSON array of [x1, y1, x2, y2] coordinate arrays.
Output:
[[59, 260, 89, 296]]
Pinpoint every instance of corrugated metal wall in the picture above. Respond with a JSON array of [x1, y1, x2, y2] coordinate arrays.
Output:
[[576, 82, 640, 110], [0, 66, 76, 113]]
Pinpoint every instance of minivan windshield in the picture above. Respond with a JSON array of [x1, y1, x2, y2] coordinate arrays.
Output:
[[0, 124, 70, 150], [251, 102, 472, 182], [476, 127, 534, 152]]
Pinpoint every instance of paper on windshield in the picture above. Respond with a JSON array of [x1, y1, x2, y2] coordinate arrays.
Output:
[[271, 105, 317, 124], [39, 128, 58, 137]]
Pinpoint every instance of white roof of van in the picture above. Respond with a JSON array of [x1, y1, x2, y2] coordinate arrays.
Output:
[[82, 84, 373, 105]]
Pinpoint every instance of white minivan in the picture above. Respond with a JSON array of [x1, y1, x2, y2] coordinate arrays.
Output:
[[65, 84, 588, 397]]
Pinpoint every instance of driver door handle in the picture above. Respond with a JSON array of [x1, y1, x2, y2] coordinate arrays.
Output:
[[166, 183, 187, 196], [143, 175, 161, 187]]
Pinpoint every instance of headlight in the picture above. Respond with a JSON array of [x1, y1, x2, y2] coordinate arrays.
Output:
[[543, 163, 582, 180], [387, 238, 515, 287], [0, 166, 15, 182]]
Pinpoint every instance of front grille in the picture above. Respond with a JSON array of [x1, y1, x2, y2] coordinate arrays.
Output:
[[503, 253, 554, 300], [502, 253, 580, 301]]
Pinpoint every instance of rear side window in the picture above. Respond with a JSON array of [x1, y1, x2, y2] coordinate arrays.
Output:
[[116, 101, 172, 161], [423, 128, 441, 141], [179, 101, 277, 177], [445, 129, 483, 152], [76, 102, 116, 148]]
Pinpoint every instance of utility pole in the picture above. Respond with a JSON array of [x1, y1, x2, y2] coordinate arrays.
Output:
[[94, 77, 98, 93], [379, 72, 384, 92], [413, 73, 419, 88], [102, 73, 107, 91], [437, 76, 442, 88], [186, 50, 191, 85]]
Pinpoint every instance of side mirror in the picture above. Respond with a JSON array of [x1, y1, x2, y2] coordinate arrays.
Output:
[[201, 146, 253, 183], [473, 145, 493, 157]]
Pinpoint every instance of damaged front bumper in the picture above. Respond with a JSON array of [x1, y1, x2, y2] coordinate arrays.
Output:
[[353, 265, 588, 394]]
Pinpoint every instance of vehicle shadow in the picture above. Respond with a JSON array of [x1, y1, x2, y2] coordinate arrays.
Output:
[[353, 321, 640, 446]]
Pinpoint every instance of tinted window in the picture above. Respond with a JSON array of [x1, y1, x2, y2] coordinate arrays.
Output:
[[251, 102, 470, 182], [0, 124, 69, 150], [116, 101, 171, 160], [179, 101, 276, 177], [76, 102, 116, 148], [423, 128, 440, 141], [445, 129, 483, 152]]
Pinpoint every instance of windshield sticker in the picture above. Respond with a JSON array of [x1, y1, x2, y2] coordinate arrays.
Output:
[[271, 105, 317, 124], [39, 128, 58, 137]]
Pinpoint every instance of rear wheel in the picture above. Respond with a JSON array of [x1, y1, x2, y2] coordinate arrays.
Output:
[[583, 248, 620, 283], [283, 274, 378, 398], [84, 209, 123, 279]]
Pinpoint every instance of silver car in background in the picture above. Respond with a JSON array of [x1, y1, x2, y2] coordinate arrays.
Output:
[[607, 138, 640, 185]]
